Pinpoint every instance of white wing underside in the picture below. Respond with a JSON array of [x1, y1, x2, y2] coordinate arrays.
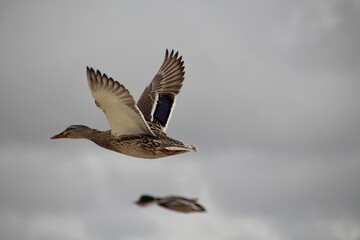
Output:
[[87, 67, 154, 137]]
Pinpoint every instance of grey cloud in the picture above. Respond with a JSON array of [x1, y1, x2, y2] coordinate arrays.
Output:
[[1, 0, 360, 240]]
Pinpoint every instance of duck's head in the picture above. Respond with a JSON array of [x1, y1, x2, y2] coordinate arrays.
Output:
[[51, 125, 92, 139], [134, 195, 158, 207]]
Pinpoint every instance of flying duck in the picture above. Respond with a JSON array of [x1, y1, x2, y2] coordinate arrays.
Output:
[[51, 50, 196, 159]]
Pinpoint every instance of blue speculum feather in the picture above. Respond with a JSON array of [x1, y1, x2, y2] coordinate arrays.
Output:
[[153, 94, 174, 126]]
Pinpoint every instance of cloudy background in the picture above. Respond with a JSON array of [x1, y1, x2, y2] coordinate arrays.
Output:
[[1, 0, 360, 239]]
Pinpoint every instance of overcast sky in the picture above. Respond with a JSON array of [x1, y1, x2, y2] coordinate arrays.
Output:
[[1, 1, 360, 240]]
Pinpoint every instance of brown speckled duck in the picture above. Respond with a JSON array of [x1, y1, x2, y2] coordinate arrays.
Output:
[[51, 50, 197, 159]]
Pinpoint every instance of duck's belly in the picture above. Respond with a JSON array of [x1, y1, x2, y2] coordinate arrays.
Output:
[[100, 137, 188, 159], [120, 147, 182, 159]]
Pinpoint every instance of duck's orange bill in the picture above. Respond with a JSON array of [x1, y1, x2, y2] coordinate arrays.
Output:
[[51, 131, 68, 139]]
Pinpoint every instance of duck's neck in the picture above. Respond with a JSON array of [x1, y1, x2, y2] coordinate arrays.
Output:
[[86, 129, 114, 150], [86, 128, 103, 139], [78, 127, 100, 140]]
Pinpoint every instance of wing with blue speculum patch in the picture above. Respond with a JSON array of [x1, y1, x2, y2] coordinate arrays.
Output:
[[137, 49, 185, 132], [153, 93, 174, 126]]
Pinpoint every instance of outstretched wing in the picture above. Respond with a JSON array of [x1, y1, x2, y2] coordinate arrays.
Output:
[[137, 49, 185, 132], [87, 67, 154, 137]]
